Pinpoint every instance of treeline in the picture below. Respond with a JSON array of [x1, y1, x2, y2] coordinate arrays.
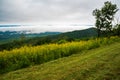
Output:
[[0, 24, 119, 52], [0, 28, 97, 51]]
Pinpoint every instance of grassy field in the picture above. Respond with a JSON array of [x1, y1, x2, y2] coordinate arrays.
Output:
[[0, 36, 119, 74], [0, 40, 120, 80]]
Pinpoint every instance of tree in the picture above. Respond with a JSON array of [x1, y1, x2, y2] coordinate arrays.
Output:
[[113, 24, 120, 36], [93, 1, 118, 37], [20, 33, 26, 41]]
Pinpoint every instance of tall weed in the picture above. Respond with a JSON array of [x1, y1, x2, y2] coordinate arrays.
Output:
[[0, 36, 119, 73]]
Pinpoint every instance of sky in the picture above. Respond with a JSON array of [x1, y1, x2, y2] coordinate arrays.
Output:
[[0, 0, 120, 32]]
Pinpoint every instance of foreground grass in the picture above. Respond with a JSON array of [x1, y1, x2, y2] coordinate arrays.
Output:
[[0, 36, 119, 74], [0, 42, 120, 80]]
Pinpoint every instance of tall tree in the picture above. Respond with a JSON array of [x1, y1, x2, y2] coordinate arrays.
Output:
[[93, 1, 118, 37]]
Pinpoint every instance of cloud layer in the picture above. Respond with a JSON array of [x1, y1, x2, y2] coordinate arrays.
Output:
[[0, 0, 119, 24]]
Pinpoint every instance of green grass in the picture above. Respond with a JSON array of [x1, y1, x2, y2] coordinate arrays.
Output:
[[0, 36, 119, 74], [0, 41, 120, 80]]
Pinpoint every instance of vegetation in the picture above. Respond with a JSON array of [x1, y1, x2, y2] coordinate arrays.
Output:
[[93, 1, 119, 37], [0, 40, 120, 80], [0, 28, 97, 51], [0, 36, 119, 74], [113, 24, 120, 36], [0, 31, 61, 43], [0, 1, 120, 80]]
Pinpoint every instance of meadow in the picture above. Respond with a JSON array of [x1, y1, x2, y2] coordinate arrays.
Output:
[[0, 38, 120, 80], [0, 36, 120, 74]]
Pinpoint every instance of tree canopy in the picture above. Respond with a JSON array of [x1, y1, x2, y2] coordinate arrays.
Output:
[[93, 1, 119, 37]]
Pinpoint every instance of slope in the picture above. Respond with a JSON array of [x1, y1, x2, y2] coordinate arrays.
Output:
[[55, 27, 97, 39], [0, 28, 97, 51], [0, 42, 120, 80]]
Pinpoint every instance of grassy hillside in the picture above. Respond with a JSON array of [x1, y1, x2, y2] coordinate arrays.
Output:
[[0, 40, 120, 80], [0, 36, 119, 74], [0, 37, 120, 73]]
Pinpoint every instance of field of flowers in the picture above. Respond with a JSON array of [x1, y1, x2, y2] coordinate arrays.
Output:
[[0, 36, 119, 73]]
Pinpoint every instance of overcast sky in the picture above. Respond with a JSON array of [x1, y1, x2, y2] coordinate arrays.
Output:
[[0, 0, 120, 25]]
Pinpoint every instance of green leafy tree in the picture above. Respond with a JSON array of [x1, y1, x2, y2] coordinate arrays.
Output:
[[93, 1, 118, 37], [113, 24, 120, 36]]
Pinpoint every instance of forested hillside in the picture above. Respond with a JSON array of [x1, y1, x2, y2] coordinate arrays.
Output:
[[0, 28, 97, 51]]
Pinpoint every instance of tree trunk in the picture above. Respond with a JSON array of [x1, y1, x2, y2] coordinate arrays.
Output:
[[97, 29, 100, 37]]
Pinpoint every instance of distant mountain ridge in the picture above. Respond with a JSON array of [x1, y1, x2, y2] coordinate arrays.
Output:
[[0, 31, 61, 43], [0, 27, 97, 51], [0, 25, 22, 27], [55, 27, 97, 39]]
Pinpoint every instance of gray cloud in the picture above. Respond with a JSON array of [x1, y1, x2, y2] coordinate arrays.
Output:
[[0, 0, 119, 24]]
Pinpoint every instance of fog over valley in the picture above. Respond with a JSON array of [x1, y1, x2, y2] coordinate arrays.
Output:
[[0, 24, 94, 33]]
